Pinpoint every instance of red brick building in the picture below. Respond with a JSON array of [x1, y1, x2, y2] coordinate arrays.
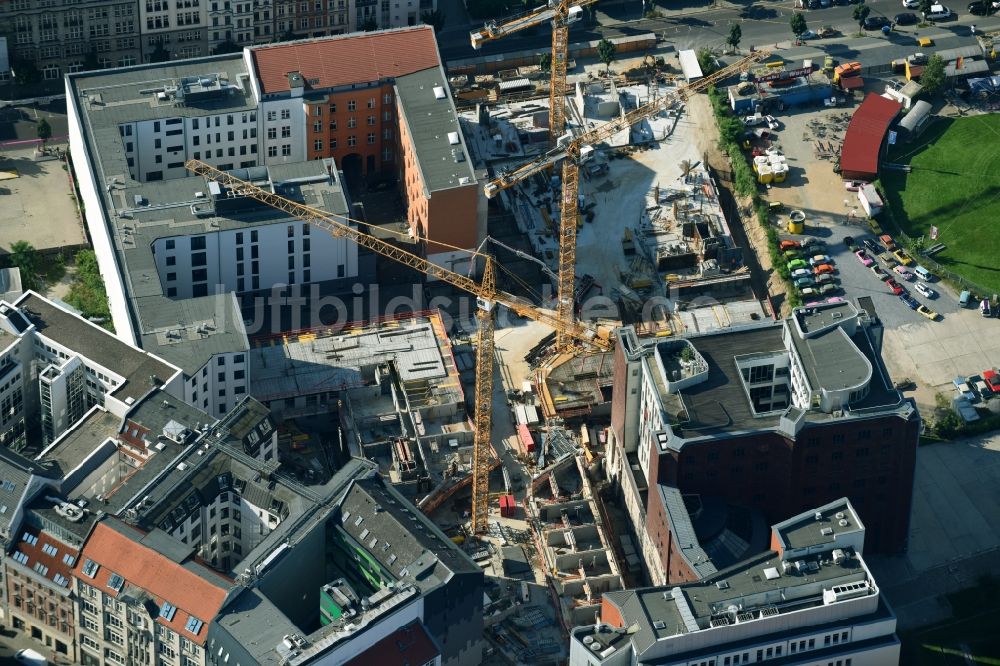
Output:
[[249, 27, 484, 263], [606, 301, 920, 586]]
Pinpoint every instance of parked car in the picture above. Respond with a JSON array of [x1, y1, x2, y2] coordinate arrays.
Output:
[[893, 265, 915, 280], [801, 287, 819, 297], [780, 240, 801, 251], [914, 282, 936, 298], [894, 11, 920, 22], [968, 0, 998, 14], [825, 296, 846, 304], [799, 29, 819, 39], [791, 267, 813, 279], [843, 236, 856, 248], [819, 283, 838, 295], [814, 264, 835, 275], [954, 377, 977, 402], [969, 374, 992, 401], [855, 250, 874, 267], [801, 238, 825, 250], [784, 249, 802, 259], [818, 25, 839, 36], [981, 299, 992, 317], [902, 0, 920, 7], [924, 4, 955, 19], [879, 234, 896, 250], [862, 238, 880, 253], [815, 272, 835, 284], [900, 294, 920, 309], [843, 180, 865, 191], [788, 258, 808, 270], [917, 305, 940, 320], [893, 249, 914, 266], [863, 15, 892, 28], [871, 265, 888, 279], [809, 254, 832, 266], [744, 114, 768, 127], [894, 378, 917, 390], [765, 115, 781, 130], [14, 649, 48, 666], [983, 369, 1000, 394], [795, 277, 816, 288], [885, 278, 904, 295]]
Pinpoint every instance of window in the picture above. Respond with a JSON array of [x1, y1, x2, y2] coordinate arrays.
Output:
[[267, 110, 277, 121], [347, 100, 356, 111], [281, 108, 290, 120], [268, 146, 278, 157], [367, 97, 375, 108], [314, 139, 323, 151], [281, 144, 291, 156], [329, 103, 337, 113], [348, 135, 357, 146], [281, 126, 291, 138], [347, 117, 357, 128], [367, 114, 375, 126]]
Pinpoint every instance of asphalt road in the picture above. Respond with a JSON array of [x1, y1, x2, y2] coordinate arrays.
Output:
[[439, 0, 1000, 64], [0, 100, 69, 144]]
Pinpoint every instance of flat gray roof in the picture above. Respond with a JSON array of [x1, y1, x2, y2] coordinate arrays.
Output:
[[600, 548, 871, 655], [789, 325, 871, 393], [674, 325, 786, 435], [395, 67, 477, 193], [775, 498, 863, 551], [37, 407, 120, 478], [16, 292, 181, 403], [66, 56, 264, 374]]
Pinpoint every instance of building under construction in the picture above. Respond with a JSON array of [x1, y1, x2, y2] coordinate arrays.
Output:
[[249, 311, 483, 505]]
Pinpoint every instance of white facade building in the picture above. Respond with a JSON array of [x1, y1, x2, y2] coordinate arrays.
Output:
[[569, 499, 900, 666]]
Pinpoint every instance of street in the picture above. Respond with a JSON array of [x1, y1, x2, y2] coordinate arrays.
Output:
[[438, 0, 1000, 67]]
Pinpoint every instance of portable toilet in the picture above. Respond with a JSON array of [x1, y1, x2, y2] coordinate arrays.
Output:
[[757, 165, 773, 184]]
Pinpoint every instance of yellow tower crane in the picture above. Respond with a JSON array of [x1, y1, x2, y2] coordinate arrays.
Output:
[[482, 51, 770, 351], [184, 160, 611, 535], [470, 0, 598, 141]]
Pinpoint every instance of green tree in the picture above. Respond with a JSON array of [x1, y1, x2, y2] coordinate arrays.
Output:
[[726, 24, 742, 53], [596, 38, 616, 75], [149, 40, 170, 63], [420, 9, 446, 33], [83, 47, 100, 71], [790, 12, 808, 38], [212, 39, 243, 54], [920, 54, 947, 95], [539, 53, 551, 70], [66, 250, 112, 325], [35, 118, 52, 148], [852, 4, 871, 27], [697, 48, 718, 75], [9, 241, 40, 291]]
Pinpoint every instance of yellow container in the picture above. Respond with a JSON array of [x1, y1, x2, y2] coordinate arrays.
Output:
[[773, 168, 787, 183], [788, 219, 804, 234], [917, 37, 934, 47], [757, 166, 773, 184]]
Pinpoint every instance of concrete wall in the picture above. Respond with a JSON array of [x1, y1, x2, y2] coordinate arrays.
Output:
[[421, 569, 484, 666], [260, 96, 308, 165], [257, 521, 327, 627], [180, 348, 249, 417], [66, 76, 137, 345], [305, 86, 397, 176]]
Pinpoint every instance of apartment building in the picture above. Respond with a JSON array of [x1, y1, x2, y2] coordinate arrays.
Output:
[[569, 499, 900, 666], [139, 0, 208, 61], [606, 301, 920, 587], [248, 28, 485, 271], [72, 517, 234, 666], [0, 0, 142, 82], [4, 495, 100, 662], [67, 30, 479, 415]]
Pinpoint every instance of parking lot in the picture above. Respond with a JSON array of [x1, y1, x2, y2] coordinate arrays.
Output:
[[756, 95, 1000, 410]]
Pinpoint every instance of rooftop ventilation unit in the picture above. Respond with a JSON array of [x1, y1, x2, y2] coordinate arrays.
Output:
[[433, 86, 446, 100], [448, 131, 460, 145], [821, 527, 834, 536], [839, 519, 849, 527]]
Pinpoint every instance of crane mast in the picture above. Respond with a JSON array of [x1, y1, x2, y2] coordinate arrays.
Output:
[[184, 160, 609, 536], [484, 51, 771, 351]]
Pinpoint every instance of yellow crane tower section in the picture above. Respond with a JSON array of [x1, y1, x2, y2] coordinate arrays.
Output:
[[184, 160, 611, 535], [483, 51, 771, 350], [470, 0, 598, 141]]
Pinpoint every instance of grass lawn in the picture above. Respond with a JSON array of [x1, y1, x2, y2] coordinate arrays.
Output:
[[881, 114, 1000, 294], [901, 577, 1000, 664]]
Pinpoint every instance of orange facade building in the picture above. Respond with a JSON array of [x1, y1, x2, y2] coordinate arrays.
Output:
[[250, 27, 484, 260]]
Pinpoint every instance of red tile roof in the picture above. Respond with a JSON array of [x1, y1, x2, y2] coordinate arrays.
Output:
[[344, 620, 440, 666], [251, 26, 440, 95], [839, 93, 901, 180], [12, 527, 78, 589], [73, 520, 231, 644]]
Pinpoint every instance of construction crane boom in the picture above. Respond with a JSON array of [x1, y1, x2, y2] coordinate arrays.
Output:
[[185, 159, 611, 536], [483, 51, 772, 198], [184, 160, 611, 351], [469, 0, 596, 50]]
